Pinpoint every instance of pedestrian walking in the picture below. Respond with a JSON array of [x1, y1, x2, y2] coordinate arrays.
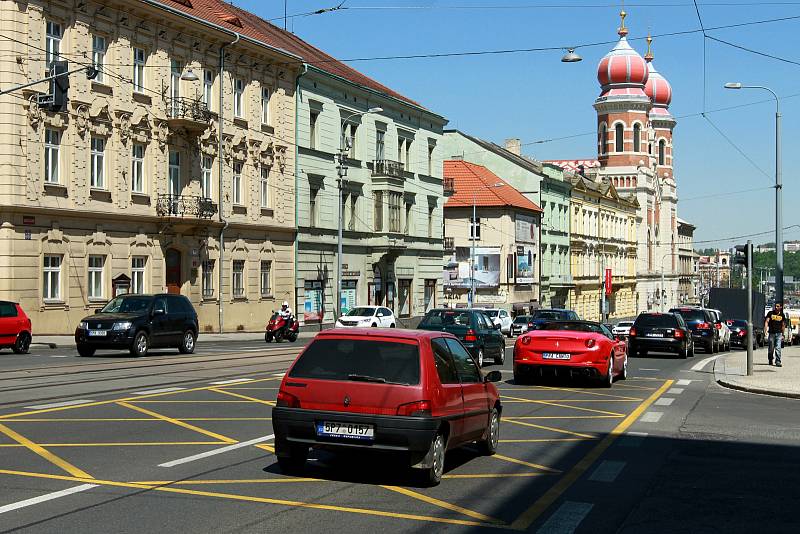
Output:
[[764, 302, 789, 367]]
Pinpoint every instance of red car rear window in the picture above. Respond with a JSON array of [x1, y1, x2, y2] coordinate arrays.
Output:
[[289, 338, 421, 385], [0, 302, 18, 318]]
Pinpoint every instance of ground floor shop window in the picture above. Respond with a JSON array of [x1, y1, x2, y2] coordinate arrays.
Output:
[[131, 256, 147, 294], [304, 280, 324, 322], [88, 255, 105, 299], [202, 260, 214, 298], [43, 255, 62, 301], [424, 279, 437, 312], [386, 281, 396, 313], [369, 282, 383, 306], [341, 280, 357, 315], [398, 279, 412, 317], [260, 260, 272, 297], [232, 260, 245, 298]]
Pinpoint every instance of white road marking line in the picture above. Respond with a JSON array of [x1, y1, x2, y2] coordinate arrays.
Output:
[[272, 372, 286, 377], [676, 379, 694, 386], [159, 434, 275, 468], [654, 397, 675, 406], [50, 355, 70, 358], [667, 387, 685, 395], [640, 411, 663, 423], [0, 484, 99, 515], [638, 368, 660, 371], [537, 501, 593, 534], [25, 400, 95, 410], [209, 378, 253, 385], [133, 387, 186, 395], [618, 432, 648, 448], [588, 460, 626, 483], [690, 354, 720, 372]]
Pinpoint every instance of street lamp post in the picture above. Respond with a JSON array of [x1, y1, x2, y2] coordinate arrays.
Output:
[[724, 83, 782, 303], [336, 107, 382, 320], [659, 251, 681, 312]]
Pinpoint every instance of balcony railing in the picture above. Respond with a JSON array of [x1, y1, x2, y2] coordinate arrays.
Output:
[[372, 159, 405, 179], [444, 237, 455, 250], [443, 176, 455, 196], [166, 97, 212, 131], [156, 194, 217, 219]]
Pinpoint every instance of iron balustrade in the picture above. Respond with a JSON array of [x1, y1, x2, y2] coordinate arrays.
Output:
[[167, 97, 212, 123], [156, 194, 217, 219], [372, 159, 405, 179]]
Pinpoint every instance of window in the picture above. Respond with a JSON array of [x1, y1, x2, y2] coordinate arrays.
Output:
[[388, 192, 401, 233], [44, 129, 60, 183], [260, 260, 272, 296], [133, 47, 146, 93], [404, 202, 412, 234], [261, 86, 271, 125], [232, 260, 245, 298], [633, 123, 641, 152], [131, 257, 146, 294], [445, 338, 482, 383], [376, 129, 385, 160], [88, 255, 104, 299], [92, 35, 106, 83], [374, 191, 383, 232], [45, 21, 62, 67], [169, 60, 182, 117], [427, 142, 435, 176], [168, 151, 180, 198], [342, 122, 358, 158], [232, 162, 243, 205], [201, 155, 213, 199], [202, 260, 214, 298], [424, 279, 436, 312], [428, 204, 435, 238], [234, 79, 244, 118], [349, 194, 357, 231], [398, 279, 411, 318], [658, 140, 666, 166], [90, 137, 105, 189], [309, 187, 319, 226], [202, 69, 213, 108], [600, 124, 608, 155], [260, 166, 269, 208], [309, 111, 319, 150], [470, 217, 481, 239], [398, 136, 411, 170], [43, 255, 62, 301], [132, 144, 145, 193], [615, 123, 624, 153], [431, 338, 458, 383]]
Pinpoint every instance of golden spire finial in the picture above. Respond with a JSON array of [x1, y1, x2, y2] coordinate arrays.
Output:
[[618, 2, 629, 37], [645, 31, 654, 62]]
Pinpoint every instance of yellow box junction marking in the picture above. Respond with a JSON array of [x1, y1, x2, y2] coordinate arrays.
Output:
[[117, 402, 236, 444], [0, 422, 92, 479], [209, 388, 277, 406], [499, 395, 626, 416], [503, 418, 596, 439], [381, 485, 505, 525]]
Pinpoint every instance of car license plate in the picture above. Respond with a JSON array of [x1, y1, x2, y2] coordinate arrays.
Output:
[[646, 333, 664, 337], [542, 353, 571, 360], [88, 330, 107, 337], [316, 421, 374, 440]]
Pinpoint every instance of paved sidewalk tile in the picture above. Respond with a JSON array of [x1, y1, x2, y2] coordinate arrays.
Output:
[[714, 345, 800, 398]]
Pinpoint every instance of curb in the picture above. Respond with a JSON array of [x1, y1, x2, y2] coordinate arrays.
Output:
[[715, 377, 800, 400]]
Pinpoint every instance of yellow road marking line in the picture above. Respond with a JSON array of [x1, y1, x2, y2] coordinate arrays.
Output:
[[500, 385, 643, 401], [612, 384, 657, 390], [131, 400, 255, 403], [510, 379, 674, 531], [500, 439, 593, 443], [492, 454, 561, 473], [132, 478, 324, 485], [0, 442, 227, 447], [0, 377, 282, 420], [255, 443, 275, 453], [499, 395, 626, 416], [504, 399, 641, 403], [381, 485, 505, 525], [220, 387, 280, 391], [0, 423, 92, 479], [117, 402, 237, 444], [209, 388, 276, 406], [0, 418, 272, 422], [503, 419, 596, 439], [0, 469, 499, 529], [508, 415, 623, 420], [443, 473, 550, 479]]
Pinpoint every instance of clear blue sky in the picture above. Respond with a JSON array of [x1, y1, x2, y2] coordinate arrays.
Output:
[[238, 0, 799, 247]]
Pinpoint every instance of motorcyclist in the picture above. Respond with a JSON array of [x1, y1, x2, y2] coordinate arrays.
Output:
[[277, 301, 294, 330]]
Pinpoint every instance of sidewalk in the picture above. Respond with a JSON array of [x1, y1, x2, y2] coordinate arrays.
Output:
[[714, 344, 800, 399]]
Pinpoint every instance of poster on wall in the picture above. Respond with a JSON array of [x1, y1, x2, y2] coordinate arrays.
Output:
[[340, 280, 357, 315], [516, 244, 536, 284], [443, 247, 501, 288], [515, 214, 539, 244], [304, 280, 324, 322]]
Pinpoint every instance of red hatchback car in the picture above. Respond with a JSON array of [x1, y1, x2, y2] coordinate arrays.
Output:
[[0, 301, 32, 354], [514, 320, 627, 387], [272, 329, 502, 485]]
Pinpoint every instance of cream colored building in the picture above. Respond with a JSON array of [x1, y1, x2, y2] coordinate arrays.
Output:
[[569, 174, 638, 321], [0, 0, 301, 333]]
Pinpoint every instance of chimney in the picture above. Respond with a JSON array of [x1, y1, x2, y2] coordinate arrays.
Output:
[[504, 138, 521, 156]]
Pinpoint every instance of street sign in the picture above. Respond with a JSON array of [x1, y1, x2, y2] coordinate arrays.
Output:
[[605, 269, 612, 295]]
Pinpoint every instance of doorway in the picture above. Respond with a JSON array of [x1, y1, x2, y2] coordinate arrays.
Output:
[[166, 249, 182, 294]]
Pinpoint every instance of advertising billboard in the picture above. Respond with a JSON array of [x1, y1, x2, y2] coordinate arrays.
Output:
[[443, 247, 501, 288], [515, 214, 539, 244], [516, 244, 536, 284]]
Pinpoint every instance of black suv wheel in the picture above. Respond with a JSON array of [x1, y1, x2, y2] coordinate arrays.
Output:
[[130, 331, 149, 357], [179, 330, 196, 354]]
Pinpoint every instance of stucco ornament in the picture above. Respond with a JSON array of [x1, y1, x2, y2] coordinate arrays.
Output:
[[155, 119, 170, 149], [116, 112, 132, 144], [26, 96, 43, 129], [73, 104, 89, 136], [274, 144, 288, 172]]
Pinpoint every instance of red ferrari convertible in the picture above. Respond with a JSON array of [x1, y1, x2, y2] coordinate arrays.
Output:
[[513, 320, 628, 387]]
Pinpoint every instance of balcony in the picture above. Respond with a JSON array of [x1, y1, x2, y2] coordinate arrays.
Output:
[[166, 97, 212, 133], [443, 176, 455, 197], [444, 237, 455, 250], [372, 159, 405, 179], [156, 195, 217, 219]]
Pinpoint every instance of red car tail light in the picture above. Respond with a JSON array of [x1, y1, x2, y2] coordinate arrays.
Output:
[[464, 329, 477, 342], [585, 339, 596, 348], [739, 330, 747, 337], [521, 336, 532, 345], [715, 322, 722, 330], [629, 327, 637, 337], [697, 322, 711, 330], [527, 322, 534, 327], [276, 390, 301, 408], [674, 329, 685, 339], [397, 400, 432, 417]]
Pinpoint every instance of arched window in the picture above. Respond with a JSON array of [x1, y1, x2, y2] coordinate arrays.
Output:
[[633, 124, 641, 152], [658, 140, 666, 165], [615, 123, 624, 153], [600, 124, 608, 154]]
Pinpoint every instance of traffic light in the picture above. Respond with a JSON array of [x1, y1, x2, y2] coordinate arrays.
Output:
[[734, 243, 751, 266], [49, 60, 69, 112]]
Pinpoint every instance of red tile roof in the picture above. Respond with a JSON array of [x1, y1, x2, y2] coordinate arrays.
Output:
[[158, 0, 424, 109], [444, 160, 542, 213], [544, 159, 600, 173]]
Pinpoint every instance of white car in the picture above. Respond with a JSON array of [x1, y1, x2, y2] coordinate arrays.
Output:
[[708, 308, 731, 351], [335, 306, 396, 328], [612, 321, 634, 337], [478, 308, 513, 337]]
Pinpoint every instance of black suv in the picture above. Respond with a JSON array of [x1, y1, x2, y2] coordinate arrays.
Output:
[[669, 307, 719, 353], [417, 308, 505, 367], [628, 312, 694, 358], [75, 294, 199, 357]]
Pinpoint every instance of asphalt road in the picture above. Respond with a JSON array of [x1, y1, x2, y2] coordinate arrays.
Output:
[[0, 338, 798, 533]]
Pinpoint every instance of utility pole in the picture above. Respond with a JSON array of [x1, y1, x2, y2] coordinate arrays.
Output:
[[746, 240, 754, 376], [470, 190, 476, 309], [336, 145, 347, 321]]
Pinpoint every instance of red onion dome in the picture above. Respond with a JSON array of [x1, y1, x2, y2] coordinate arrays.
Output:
[[645, 62, 672, 107], [597, 37, 649, 88]]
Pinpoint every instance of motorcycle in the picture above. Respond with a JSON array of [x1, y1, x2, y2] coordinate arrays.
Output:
[[265, 312, 299, 343]]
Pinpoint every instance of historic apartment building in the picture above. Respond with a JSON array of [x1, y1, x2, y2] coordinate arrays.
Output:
[[443, 160, 542, 312], [0, 0, 300, 333], [677, 218, 698, 304]]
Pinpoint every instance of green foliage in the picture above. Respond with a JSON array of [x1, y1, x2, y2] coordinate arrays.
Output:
[[752, 251, 800, 278]]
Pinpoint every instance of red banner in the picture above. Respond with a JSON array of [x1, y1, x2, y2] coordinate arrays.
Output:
[[605, 269, 612, 295]]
